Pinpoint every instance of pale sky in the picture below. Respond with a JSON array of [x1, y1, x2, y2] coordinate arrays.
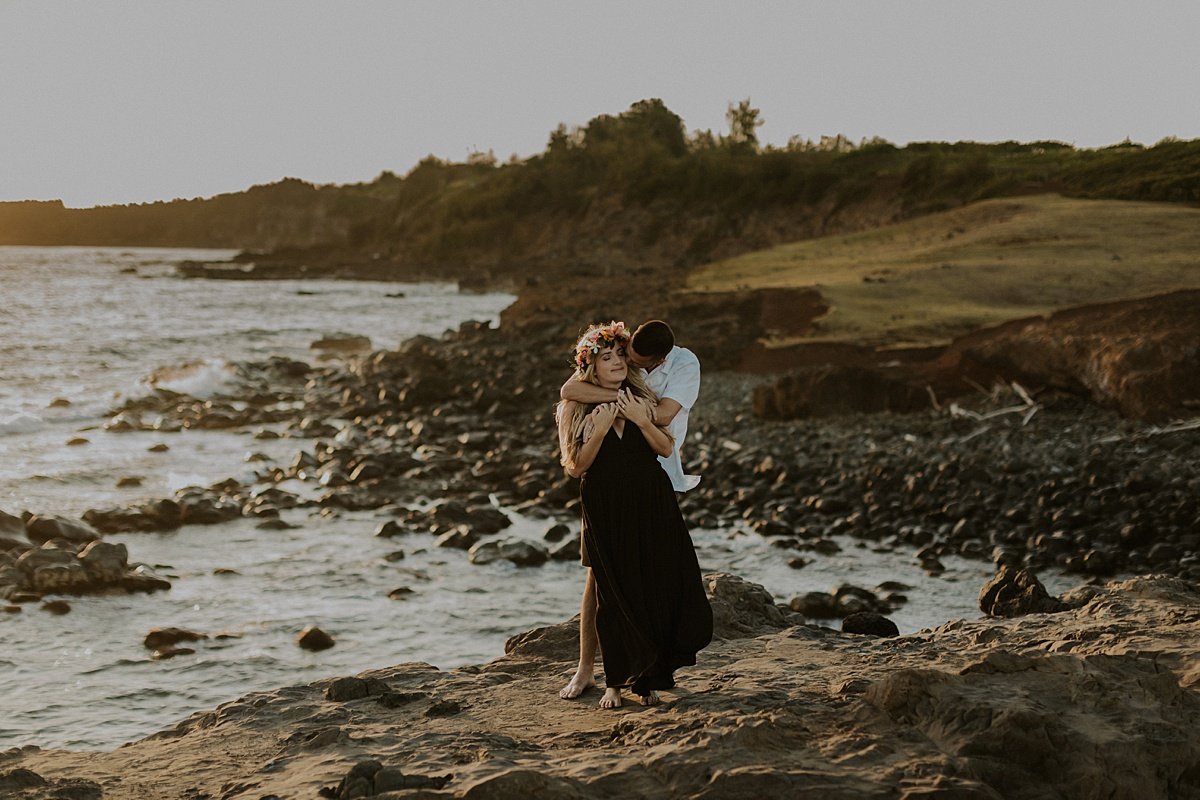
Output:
[[2, 1, 1197, 208]]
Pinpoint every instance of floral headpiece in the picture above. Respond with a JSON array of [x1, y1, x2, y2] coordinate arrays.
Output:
[[573, 321, 631, 370]]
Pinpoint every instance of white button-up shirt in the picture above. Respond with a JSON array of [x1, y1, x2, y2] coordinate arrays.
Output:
[[641, 346, 701, 492]]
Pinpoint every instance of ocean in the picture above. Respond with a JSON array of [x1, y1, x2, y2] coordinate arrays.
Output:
[[0, 247, 1019, 750]]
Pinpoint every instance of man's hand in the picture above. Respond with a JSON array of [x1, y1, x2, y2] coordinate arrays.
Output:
[[589, 402, 619, 432], [617, 390, 654, 426]]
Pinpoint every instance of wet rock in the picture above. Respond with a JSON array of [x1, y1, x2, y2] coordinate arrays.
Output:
[[41, 600, 71, 615], [788, 591, 840, 618], [145, 628, 207, 650], [117, 475, 144, 488], [78, 540, 128, 582], [83, 499, 183, 533], [297, 625, 336, 651], [0, 509, 24, 538], [842, 612, 899, 637], [178, 492, 241, 525], [25, 515, 100, 546], [387, 586, 414, 600], [256, 518, 295, 530], [374, 520, 405, 538], [978, 565, 1070, 617], [435, 526, 479, 550], [153, 647, 195, 660], [550, 535, 581, 562], [706, 572, 786, 638], [544, 523, 570, 542]]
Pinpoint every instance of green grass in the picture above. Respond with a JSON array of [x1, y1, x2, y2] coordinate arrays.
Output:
[[686, 194, 1200, 347]]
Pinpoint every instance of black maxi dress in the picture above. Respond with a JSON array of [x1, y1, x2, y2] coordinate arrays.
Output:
[[579, 420, 713, 695]]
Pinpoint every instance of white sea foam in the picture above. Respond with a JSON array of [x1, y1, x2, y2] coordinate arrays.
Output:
[[142, 358, 238, 399]]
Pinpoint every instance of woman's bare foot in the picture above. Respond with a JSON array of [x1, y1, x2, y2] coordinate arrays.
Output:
[[599, 687, 622, 709], [559, 670, 596, 700], [638, 691, 662, 706]]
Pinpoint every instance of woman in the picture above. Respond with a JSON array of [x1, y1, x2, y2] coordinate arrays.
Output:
[[557, 321, 712, 709]]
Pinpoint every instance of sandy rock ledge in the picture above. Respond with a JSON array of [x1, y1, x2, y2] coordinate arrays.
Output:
[[3, 574, 1199, 799]]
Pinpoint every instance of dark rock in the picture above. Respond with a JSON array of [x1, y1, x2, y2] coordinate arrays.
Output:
[[152, 646, 195, 660], [0, 769, 47, 791], [374, 520, 404, 538], [706, 572, 786, 638], [435, 526, 479, 550], [373, 768, 452, 793], [0, 509, 24, 538], [41, 600, 71, 615], [788, 591, 840, 618], [145, 627, 207, 649], [550, 535, 581, 562], [753, 365, 930, 419], [387, 586, 414, 599], [544, 523, 571, 542], [78, 540, 128, 582], [25, 515, 99, 546], [297, 625, 335, 651], [979, 566, 1071, 617], [842, 612, 899, 637], [325, 677, 391, 702], [425, 698, 463, 717]]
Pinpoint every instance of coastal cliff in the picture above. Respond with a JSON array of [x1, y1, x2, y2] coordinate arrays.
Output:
[[4, 573, 1198, 799]]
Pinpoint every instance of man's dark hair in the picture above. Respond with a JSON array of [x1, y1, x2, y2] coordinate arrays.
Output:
[[631, 320, 674, 359]]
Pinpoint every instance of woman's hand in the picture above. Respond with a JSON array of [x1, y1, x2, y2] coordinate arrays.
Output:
[[616, 390, 653, 426]]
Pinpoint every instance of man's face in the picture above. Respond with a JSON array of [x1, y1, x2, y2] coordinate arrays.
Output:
[[626, 342, 663, 371]]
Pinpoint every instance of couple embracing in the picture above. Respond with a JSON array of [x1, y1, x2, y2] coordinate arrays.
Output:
[[555, 320, 713, 709]]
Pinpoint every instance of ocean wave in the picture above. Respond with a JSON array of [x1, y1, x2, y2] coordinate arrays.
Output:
[[79, 658, 146, 675], [0, 411, 45, 436], [140, 358, 237, 399]]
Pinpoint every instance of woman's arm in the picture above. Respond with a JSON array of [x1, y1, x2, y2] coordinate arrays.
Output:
[[560, 402, 617, 478]]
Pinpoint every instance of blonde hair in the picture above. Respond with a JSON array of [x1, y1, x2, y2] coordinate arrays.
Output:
[[557, 346, 657, 473]]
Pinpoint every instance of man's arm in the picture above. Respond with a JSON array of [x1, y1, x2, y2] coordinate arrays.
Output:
[[560, 376, 621, 404], [655, 350, 700, 426], [654, 398, 684, 427]]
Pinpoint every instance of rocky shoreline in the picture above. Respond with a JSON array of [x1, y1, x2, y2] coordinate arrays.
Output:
[[62, 319, 1200, 591], [4, 571, 1198, 799]]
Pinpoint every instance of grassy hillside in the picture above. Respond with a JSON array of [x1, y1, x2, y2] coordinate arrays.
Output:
[[686, 195, 1200, 347], [3, 99, 1199, 285]]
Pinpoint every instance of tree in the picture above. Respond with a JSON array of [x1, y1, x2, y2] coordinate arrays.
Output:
[[725, 99, 763, 152]]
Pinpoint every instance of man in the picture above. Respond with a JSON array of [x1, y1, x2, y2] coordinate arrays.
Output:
[[558, 319, 701, 701]]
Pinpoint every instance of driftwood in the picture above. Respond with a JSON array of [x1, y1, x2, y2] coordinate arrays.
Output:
[[1095, 417, 1200, 444]]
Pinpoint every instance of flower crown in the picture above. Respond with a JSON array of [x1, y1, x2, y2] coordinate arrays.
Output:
[[573, 321, 631, 370]]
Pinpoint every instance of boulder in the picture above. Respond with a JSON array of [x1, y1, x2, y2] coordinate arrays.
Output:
[[15, 545, 75, 575], [978, 566, 1071, 617], [0, 509, 24, 538], [842, 612, 900, 637], [705, 572, 787, 638], [297, 625, 335, 651], [78, 541, 128, 582], [25, 515, 99, 546], [435, 527, 479, 550], [144, 627, 207, 650]]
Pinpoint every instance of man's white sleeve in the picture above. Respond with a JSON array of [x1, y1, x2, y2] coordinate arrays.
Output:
[[662, 351, 701, 410]]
